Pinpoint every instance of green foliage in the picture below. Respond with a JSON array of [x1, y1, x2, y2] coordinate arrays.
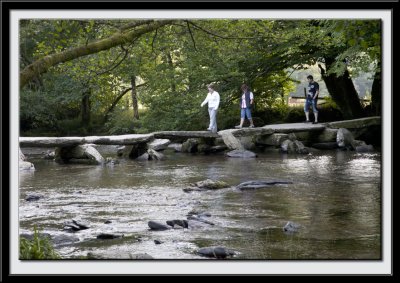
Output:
[[316, 20, 381, 77], [217, 104, 244, 129], [140, 90, 205, 131], [19, 18, 380, 135], [283, 106, 305, 123], [283, 104, 343, 123], [57, 117, 87, 136], [19, 226, 61, 260], [20, 89, 61, 132], [20, 71, 85, 134], [320, 96, 339, 110], [255, 107, 286, 125], [104, 109, 140, 135]]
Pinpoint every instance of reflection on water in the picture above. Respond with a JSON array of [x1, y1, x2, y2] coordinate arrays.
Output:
[[19, 149, 381, 259]]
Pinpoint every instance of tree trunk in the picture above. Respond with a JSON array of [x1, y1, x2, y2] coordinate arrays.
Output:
[[81, 88, 91, 126], [103, 83, 146, 122], [104, 88, 132, 122], [20, 20, 174, 89], [371, 63, 381, 116], [166, 52, 176, 92], [319, 58, 364, 119], [131, 76, 139, 120]]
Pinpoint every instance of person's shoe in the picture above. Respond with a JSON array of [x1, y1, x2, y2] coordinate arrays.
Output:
[[312, 121, 318, 124], [249, 125, 255, 128], [234, 125, 242, 129], [206, 128, 211, 131]]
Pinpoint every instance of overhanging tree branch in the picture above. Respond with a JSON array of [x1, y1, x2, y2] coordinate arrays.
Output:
[[104, 87, 132, 121], [104, 82, 147, 121], [119, 20, 155, 31], [151, 29, 158, 53], [20, 20, 174, 89], [187, 21, 271, 40], [185, 20, 197, 51], [95, 44, 130, 76]]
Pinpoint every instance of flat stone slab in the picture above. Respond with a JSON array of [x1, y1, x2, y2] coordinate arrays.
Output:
[[19, 137, 84, 147], [20, 134, 154, 147], [83, 134, 154, 145], [154, 131, 219, 141], [262, 123, 326, 133], [326, 116, 381, 129]]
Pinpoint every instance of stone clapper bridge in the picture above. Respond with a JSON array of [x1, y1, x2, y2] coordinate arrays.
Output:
[[19, 117, 380, 168]]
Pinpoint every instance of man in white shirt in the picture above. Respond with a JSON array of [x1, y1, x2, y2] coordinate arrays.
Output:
[[200, 84, 220, 133]]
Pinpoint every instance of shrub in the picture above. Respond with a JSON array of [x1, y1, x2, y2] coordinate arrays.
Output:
[[283, 104, 343, 123], [57, 118, 84, 136], [19, 226, 61, 260], [253, 107, 287, 125], [284, 106, 305, 123], [104, 109, 141, 135]]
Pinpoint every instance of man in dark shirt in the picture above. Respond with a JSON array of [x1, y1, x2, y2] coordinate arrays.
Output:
[[304, 75, 319, 124]]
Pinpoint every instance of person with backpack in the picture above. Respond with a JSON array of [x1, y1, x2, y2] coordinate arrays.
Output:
[[235, 84, 255, 128]]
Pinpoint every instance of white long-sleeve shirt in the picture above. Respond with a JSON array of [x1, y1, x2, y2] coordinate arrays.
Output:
[[201, 91, 220, 110]]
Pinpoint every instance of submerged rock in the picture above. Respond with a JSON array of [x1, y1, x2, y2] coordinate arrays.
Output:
[[184, 179, 230, 193], [166, 219, 188, 228], [283, 221, 301, 233], [20, 161, 35, 171], [137, 149, 165, 161], [43, 150, 55, 160], [20, 232, 51, 241], [52, 234, 80, 246], [187, 215, 215, 226], [226, 149, 257, 158], [129, 253, 154, 259], [72, 218, 90, 229], [281, 139, 308, 154], [311, 142, 338, 150], [197, 246, 235, 259], [148, 221, 171, 231], [25, 194, 42, 201], [19, 148, 36, 171], [96, 233, 124, 239], [236, 180, 293, 190], [191, 179, 229, 190], [351, 140, 374, 152], [105, 157, 120, 166], [187, 210, 212, 217], [355, 144, 374, 152], [181, 138, 199, 153], [63, 218, 90, 231], [63, 222, 81, 231]]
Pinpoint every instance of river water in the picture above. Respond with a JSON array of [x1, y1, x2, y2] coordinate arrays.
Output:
[[19, 148, 381, 259]]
